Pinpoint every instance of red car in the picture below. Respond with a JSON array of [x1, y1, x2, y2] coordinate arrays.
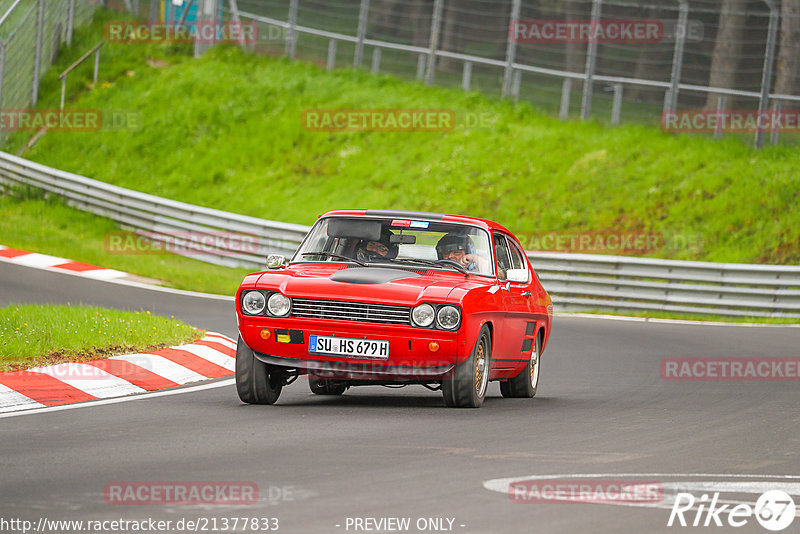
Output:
[[235, 210, 553, 408]]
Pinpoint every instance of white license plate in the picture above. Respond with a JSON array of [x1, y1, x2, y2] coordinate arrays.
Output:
[[309, 335, 390, 359]]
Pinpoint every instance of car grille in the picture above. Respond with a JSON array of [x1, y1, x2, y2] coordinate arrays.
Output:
[[291, 298, 411, 325]]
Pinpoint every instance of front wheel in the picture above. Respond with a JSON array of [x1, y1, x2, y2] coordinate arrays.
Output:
[[500, 333, 541, 398], [442, 324, 491, 408], [235, 336, 283, 405]]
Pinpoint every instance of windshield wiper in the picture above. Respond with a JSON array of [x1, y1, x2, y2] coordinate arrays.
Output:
[[388, 258, 469, 276], [300, 251, 367, 267]]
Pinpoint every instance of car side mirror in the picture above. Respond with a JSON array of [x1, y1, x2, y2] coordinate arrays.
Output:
[[266, 254, 286, 269], [506, 269, 528, 283]]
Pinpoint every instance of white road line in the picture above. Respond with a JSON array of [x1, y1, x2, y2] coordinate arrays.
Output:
[[77, 269, 127, 280], [11, 253, 71, 269], [28, 363, 146, 398], [203, 334, 236, 350], [176, 344, 236, 371], [0, 384, 45, 412], [0, 379, 235, 419], [108, 354, 208, 385]]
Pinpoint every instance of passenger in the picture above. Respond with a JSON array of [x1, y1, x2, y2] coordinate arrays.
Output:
[[355, 228, 398, 262], [435, 233, 490, 273]]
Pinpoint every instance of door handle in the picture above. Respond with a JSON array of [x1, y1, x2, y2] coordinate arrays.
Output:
[[522, 292, 532, 297]]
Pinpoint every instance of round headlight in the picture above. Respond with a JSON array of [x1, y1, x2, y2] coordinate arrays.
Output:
[[267, 292, 291, 317], [436, 305, 461, 330], [412, 303, 435, 328], [242, 291, 266, 315]]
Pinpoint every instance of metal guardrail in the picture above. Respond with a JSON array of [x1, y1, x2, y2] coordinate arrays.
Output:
[[1, 150, 798, 318], [0, 151, 308, 268]]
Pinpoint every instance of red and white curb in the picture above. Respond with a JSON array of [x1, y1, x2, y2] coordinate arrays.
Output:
[[0, 245, 147, 282], [0, 333, 236, 414]]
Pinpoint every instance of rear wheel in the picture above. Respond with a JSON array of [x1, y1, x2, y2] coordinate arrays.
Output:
[[309, 376, 347, 396], [442, 324, 491, 408], [500, 333, 541, 398], [235, 336, 283, 405]]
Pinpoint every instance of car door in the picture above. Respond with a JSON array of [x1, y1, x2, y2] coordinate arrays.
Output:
[[493, 233, 532, 369]]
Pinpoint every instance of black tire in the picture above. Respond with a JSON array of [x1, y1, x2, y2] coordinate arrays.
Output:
[[235, 335, 283, 405], [500, 333, 541, 398], [308, 375, 347, 396], [442, 324, 491, 408]]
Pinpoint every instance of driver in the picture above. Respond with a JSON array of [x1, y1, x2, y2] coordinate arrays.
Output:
[[435, 233, 489, 272], [355, 228, 398, 263]]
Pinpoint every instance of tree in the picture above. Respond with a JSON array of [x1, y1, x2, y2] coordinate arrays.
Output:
[[705, 0, 747, 109], [774, 0, 800, 97]]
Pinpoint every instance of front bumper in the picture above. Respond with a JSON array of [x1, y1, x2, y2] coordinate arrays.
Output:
[[239, 316, 460, 380]]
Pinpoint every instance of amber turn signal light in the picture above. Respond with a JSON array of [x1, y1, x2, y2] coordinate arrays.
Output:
[[428, 341, 440, 352], [260, 328, 272, 340]]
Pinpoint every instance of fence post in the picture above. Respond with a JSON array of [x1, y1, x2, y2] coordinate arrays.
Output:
[[0, 41, 5, 112], [770, 100, 782, 145], [425, 0, 444, 86], [714, 95, 726, 139], [502, 0, 521, 98], [559, 78, 572, 120], [31, 0, 44, 106], [512, 70, 521, 101], [371, 47, 381, 73], [354, 0, 369, 67], [611, 83, 622, 125], [462, 61, 472, 91], [93, 47, 100, 86], [67, 0, 75, 45], [581, 0, 602, 120], [286, 0, 299, 59], [755, 0, 779, 149], [327, 39, 337, 70], [664, 0, 688, 114], [227, 0, 248, 49], [149, 0, 159, 22]]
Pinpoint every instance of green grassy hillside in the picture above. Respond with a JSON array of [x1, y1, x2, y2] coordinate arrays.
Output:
[[2, 9, 799, 265]]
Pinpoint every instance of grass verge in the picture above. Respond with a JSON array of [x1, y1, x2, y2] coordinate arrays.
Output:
[[0, 303, 204, 371]]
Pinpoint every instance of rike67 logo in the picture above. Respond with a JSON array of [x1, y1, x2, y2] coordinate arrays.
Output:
[[669, 490, 796, 531]]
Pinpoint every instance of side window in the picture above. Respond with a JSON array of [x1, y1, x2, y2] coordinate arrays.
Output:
[[507, 238, 529, 282], [494, 233, 511, 281]]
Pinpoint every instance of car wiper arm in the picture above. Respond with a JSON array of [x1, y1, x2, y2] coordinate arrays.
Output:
[[388, 258, 469, 275], [300, 251, 367, 267]]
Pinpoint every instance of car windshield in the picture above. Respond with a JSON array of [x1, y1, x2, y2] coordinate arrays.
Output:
[[292, 217, 495, 276]]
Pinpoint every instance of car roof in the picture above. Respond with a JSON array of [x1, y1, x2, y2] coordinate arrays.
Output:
[[319, 209, 515, 236]]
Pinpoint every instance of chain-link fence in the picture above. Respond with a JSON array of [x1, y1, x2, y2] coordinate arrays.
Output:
[[4, 1, 800, 148], [0, 0, 102, 144], [232, 0, 800, 148]]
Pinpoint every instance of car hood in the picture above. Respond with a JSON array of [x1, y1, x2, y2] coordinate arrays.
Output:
[[255, 263, 490, 305]]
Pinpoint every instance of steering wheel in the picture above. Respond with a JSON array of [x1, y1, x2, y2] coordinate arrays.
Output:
[[434, 259, 465, 269]]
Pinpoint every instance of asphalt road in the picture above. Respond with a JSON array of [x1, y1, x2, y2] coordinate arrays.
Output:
[[1, 263, 799, 534]]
